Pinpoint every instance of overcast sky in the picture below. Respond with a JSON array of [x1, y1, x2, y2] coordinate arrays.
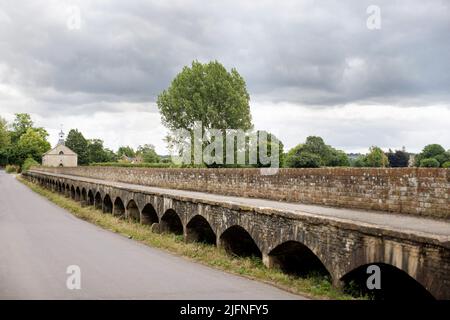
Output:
[[1, 0, 449, 154]]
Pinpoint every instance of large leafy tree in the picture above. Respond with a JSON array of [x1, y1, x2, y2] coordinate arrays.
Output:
[[386, 149, 410, 167], [117, 146, 135, 158], [285, 136, 349, 168], [137, 144, 160, 163], [87, 139, 116, 163], [354, 146, 389, 167], [0, 117, 11, 165], [11, 113, 33, 143], [414, 144, 449, 167], [16, 128, 51, 163], [157, 60, 253, 164], [65, 129, 89, 165]]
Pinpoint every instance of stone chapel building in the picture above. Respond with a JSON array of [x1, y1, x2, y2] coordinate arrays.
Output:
[[42, 130, 78, 167]]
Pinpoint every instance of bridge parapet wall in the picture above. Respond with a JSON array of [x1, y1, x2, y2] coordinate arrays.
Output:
[[31, 166, 449, 219]]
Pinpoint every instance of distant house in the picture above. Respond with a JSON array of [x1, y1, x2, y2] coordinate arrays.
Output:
[[42, 130, 78, 167], [119, 154, 143, 164]]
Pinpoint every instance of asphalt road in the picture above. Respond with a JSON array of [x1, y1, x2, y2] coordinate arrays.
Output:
[[0, 170, 303, 300]]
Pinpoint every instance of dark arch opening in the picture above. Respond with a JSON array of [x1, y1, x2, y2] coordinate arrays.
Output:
[[95, 192, 102, 210], [81, 188, 87, 203], [220, 225, 262, 259], [341, 263, 435, 300], [58, 182, 62, 193], [66, 185, 70, 197], [141, 204, 159, 225], [186, 215, 216, 245], [268, 241, 330, 278], [160, 209, 183, 235], [70, 186, 76, 199], [113, 197, 125, 217], [87, 190, 94, 206], [75, 187, 81, 201], [127, 200, 140, 222], [103, 195, 113, 213]]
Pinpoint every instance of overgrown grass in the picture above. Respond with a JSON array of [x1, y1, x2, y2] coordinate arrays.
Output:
[[18, 175, 360, 300]]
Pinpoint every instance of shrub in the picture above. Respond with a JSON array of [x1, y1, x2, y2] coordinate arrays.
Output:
[[22, 157, 39, 172], [286, 152, 322, 168], [442, 161, 450, 168], [5, 164, 20, 173], [419, 158, 440, 167]]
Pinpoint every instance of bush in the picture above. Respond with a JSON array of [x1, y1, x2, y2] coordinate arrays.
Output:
[[5, 164, 20, 173], [286, 152, 322, 168], [22, 157, 39, 172], [442, 161, 450, 168], [419, 158, 440, 167]]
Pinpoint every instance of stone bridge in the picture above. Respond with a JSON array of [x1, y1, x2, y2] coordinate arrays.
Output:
[[23, 169, 450, 299]]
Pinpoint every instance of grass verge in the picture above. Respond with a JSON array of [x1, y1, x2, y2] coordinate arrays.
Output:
[[18, 175, 359, 300]]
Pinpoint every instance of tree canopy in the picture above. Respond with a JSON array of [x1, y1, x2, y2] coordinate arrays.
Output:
[[65, 129, 89, 165]]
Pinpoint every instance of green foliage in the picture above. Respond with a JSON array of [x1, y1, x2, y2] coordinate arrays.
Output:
[[414, 144, 448, 167], [157, 60, 252, 135], [364, 146, 389, 167], [117, 146, 136, 158], [254, 131, 284, 168], [386, 149, 410, 167], [286, 151, 322, 168], [21, 157, 39, 172], [419, 158, 440, 167], [90, 162, 180, 168], [5, 164, 20, 173], [87, 139, 117, 163], [137, 144, 160, 163], [0, 117, 11, 166], [65, 129, 89, 165], [11, 113, 33, 143], [285, 136, 349, 168], [16, 128, 50, 164], [442, 161, 450, 168]]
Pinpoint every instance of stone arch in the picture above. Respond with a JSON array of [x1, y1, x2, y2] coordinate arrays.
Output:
[[186, 215, 216, 245], [95, 192, 103, 210], [66, 184, 70, 197], [103, 194, 113, 213], [141, 203, 159, 225], [70, 185, 76, 199], [87, 190, 94, 206], [75, 187, 81, 201], [126, 199, 140, 222], [341, 263, 435, 300], [267, 241, 331, 278], [160, 209, 183, 235], [81, 188, 87, 204], [113, 197, 125, 217], [219, 225, 262, 259]]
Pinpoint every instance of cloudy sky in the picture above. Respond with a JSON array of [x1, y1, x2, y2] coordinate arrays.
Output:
[[1, 0, 449, 154]]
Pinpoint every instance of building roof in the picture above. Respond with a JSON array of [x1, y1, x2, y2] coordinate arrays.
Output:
[[43, 144, 77, 156]]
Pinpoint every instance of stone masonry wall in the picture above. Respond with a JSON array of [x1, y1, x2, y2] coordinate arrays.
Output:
[[33, 167, 450, 219]]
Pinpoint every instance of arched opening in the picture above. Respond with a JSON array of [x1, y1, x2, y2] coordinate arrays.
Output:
[[160, 209, 183, 235], [81, 188, 87, 204], [70, 186, 76, 199], [95, 192, 102, 210], [141, 204, 158, 225], [186, 215, 216, 245], [58, 182, 62, 193], [87, 190, 94, 206], [219, 225, 261, 259], [127, 200, 140, 222], [66, 185, 70, 197], [268, 241, 330, 278], [341, 263, 435, 300], [75, 187, 81, 201], [113, 197, 125, 217], [59, 151, 64, 155], [103, 194, 113, 213], [59, 163, 64, 167], [61, 183, 65, 194]]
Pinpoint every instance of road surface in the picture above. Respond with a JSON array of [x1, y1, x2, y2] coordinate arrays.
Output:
[[0, 170, 303, 299]]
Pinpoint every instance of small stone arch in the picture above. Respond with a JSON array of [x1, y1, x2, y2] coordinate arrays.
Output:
[[75, 187, 81, 201], [81, 188, 87, 205], [103, 194, 113, 213], [267, 240, 331, 278], [87, 190, 94, 206], [113, 197, 125, 217], [141, 203, 159, 225], [341, 263, 435, 300], [126, 199, 140, 222], [219, 225, 262, 259], [160, 209, 183, 235], [186, 215, 216, 245], [95, 191, 103, 210], [70, 186, 76, 199]]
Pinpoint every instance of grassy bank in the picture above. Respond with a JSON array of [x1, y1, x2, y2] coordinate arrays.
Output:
[[17, 175, 359, 300]]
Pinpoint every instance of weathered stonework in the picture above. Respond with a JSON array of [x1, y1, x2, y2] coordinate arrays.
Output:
[[34, 167, 449, 219], [24, 170, 450, 299]]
